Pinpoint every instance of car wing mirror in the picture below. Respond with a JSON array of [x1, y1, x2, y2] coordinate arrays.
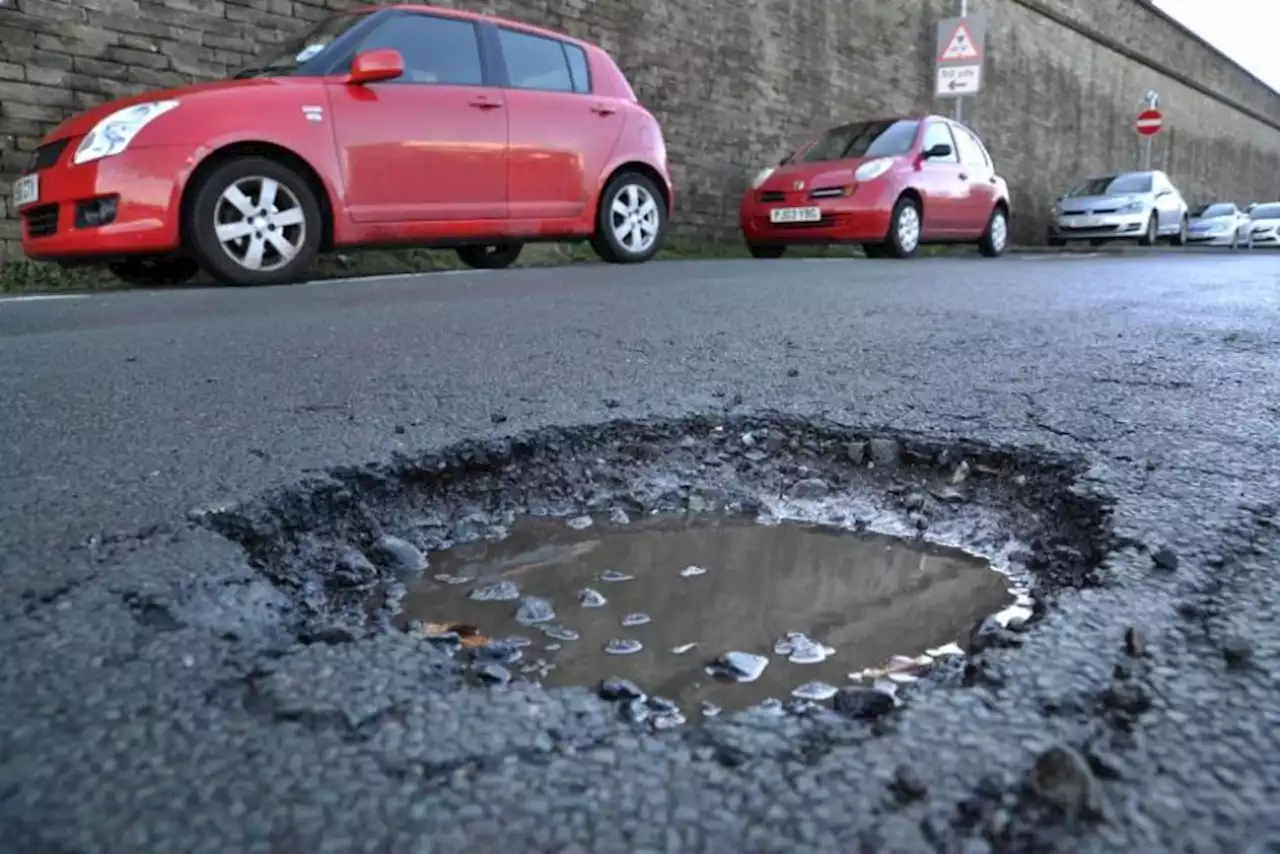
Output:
[[347, 49, 404, 85], [922, 143, 952, 160]]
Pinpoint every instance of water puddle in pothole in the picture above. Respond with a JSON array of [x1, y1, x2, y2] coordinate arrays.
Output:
[[398, 516, 1014, 718]]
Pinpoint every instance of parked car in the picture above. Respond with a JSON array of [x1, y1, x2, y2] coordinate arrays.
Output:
[[1186, 202, 1254, 248], [738, 115, 1012, 259], [13, 5, 673, 286], [1249, 202, 1280, 247], [1047, 171, 1188, 247]]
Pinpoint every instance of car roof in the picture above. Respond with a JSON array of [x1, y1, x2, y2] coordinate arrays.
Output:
[[353, 3, 595, 49]]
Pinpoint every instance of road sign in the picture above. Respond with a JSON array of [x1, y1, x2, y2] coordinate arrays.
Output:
[[936, 65, 982, 96], [1135, 109, 1163, 136], [934, 14, 987, 99]]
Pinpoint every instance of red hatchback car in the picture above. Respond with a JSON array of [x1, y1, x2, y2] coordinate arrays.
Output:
[[14, 5, 673, 286], [739, 116, 1010, 259]]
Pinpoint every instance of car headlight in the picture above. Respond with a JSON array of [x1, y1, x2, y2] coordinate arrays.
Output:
[[854, 157, 893, 182], [1118, 201, 1144, 213], [73, 100, 180, 166], [750, 167, 775, 189]]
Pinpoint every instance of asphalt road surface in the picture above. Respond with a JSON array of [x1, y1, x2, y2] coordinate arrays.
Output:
[[2, 251, 1278, 852]]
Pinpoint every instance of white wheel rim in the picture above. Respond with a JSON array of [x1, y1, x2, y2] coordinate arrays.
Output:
[[897, 205, 920, 252], [991, 212, 1007, 251], [609, 184, 660, 254], [214, 176, 307, 272]]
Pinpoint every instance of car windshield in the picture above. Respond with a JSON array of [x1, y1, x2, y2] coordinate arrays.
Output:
[[1193, 203, 1235, 218], [1068, 173, 1153, 197], [793, 120, 919, 164], [1251, 203, 1280, 219], [233, 13, 366, 78]]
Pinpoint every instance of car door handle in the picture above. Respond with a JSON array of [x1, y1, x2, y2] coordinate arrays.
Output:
[[958, 172, 968, 180], [468, 98, 503, 110], [590, 104, 617, 116]]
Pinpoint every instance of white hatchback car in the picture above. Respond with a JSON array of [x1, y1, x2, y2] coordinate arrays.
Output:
[[1249, 202, 1280, 247], [1186, 202, 1254, 248]]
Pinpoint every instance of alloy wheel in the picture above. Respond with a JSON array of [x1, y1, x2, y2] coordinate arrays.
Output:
[[896, 205, 921, 254], [990, 211, 1007, 252], [609, 184, 660, 255], [213, 176, 308, 273]]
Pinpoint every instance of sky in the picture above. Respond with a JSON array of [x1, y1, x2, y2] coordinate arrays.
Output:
[[1153, 0, 1280, 94]]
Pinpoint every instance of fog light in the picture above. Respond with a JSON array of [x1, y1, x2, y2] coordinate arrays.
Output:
[[75, 195, 118, 228]]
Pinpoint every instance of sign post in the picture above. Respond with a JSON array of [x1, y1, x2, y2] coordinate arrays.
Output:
[[934, 3, 987, 124], [1136, 91, 1162, 170]]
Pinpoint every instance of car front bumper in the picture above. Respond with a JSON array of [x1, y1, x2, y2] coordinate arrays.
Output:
[[1185, 229, 1238, 246], [739, 182, 897, 244], [16, 142, 192, 263], [1250, 227, 1280, 247], [1047, 210, 1149, 240]]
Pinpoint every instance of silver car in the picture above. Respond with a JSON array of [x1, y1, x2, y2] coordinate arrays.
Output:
[[1186, 202, 1253, 248], [1249, 202, 1280, 248], [1047, 170, 1189, 247]]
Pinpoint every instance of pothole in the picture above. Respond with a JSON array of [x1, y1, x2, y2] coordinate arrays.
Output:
[[202, 414, 1113, 724], [400, 514, 1022, 718]]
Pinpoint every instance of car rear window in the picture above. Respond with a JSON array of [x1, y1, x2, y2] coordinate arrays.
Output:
[[795, 120, 919, 164]]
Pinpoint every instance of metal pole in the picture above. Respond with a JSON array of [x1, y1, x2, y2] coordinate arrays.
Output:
[[954, 0, 968, 122]]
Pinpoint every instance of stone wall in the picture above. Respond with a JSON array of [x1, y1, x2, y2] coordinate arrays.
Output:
[[2, 0, 1279, 261]]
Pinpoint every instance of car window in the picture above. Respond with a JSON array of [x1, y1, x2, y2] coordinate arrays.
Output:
[[796, 119, 919, 163], [356, 14, 483, 85], [564, 44, 591, 94], [499, 28, 576, 93], [921, 122, 958, 162], [235, 12, 372, 78], [1251, 203, 1280, 219], [951, 125, 987, 166], [1069, 173, 1153, 196], [1194, 203, 1236, 218]]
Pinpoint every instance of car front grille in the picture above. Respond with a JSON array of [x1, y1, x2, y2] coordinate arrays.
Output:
[[759, 191, 785, 203], [26, 138, 71, 173], [23, 204, 60, 238]]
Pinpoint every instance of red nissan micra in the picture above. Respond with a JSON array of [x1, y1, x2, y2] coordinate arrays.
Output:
[[739, 115, 1010, 259], [14, 5, 673, 286]]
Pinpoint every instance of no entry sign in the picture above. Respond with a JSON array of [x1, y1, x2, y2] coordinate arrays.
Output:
[[1135, 109, 1163, 136]]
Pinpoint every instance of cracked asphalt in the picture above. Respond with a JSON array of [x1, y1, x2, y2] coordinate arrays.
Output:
[[2, 250, 1279, 852]]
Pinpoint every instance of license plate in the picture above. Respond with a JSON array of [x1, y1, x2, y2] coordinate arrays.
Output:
[[12, 173, 39, 208], [1068, 215, 1102, 228], [769, 206, 821, 224]]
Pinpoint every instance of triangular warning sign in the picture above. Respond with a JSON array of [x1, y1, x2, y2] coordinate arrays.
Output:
[[940, 22, 981, 61]]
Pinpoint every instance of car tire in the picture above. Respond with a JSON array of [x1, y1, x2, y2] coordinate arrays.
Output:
[[1170, 215, 1188, 246], [863, 244, 887, 258], [1138, 214, 1158, 247], [108, 256, 199, 288], [186, 156, 323, 286], [978, 206, 1009, 258], [456, 243, 523, 270], [590, 171, 667, 264], [747, 243, 786, 259], [883, 196, 922, 259]]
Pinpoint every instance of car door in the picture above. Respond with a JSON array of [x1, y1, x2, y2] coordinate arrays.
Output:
[[325, 12, 509, 223], [917, 120, 966, 235], [949, 123, 998, 236], [493, 26, 621, 221]]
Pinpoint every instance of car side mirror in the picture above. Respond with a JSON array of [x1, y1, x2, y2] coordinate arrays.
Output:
[[1155, 188, 1172, 198], [922, 143, 952, 160], [347, 49, 404, 85]]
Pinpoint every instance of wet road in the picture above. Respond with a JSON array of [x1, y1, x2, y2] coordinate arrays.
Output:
[[2, 251, 1279, 851]]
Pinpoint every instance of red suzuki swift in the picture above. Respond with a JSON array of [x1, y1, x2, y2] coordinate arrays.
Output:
[[739, 116, 1010, 259], [14, 5, 674, 286]]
